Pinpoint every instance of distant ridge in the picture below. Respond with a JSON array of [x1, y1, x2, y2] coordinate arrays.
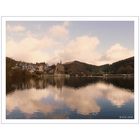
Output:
[[64, 57, 134, 75], [6, 56, 134, 76]]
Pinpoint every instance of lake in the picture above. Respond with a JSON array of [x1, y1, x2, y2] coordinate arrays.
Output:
[[6, 77, 134, 119]]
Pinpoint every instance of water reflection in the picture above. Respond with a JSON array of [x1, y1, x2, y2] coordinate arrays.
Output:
[[6, 77, 134, 119], [7, 77, 134, 93]]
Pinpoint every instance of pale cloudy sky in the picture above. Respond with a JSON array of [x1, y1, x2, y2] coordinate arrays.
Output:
[[6, 21, 134, 65]]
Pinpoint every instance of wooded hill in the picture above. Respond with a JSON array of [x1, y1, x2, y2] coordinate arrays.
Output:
[[63, 57, 134, 76], [6, 56, 134, 77]]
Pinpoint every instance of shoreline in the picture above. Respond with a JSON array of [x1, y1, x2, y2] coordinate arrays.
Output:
[[35, 73, 134, 79]]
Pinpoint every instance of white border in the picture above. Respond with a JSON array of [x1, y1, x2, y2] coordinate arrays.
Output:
[[1, 16, 139, 124]]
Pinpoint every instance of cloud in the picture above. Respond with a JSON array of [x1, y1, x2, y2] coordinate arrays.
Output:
[[6, 31, 101, 64], [6, 33, 61, 63], [7, 24, 26, 32], [99, 43, 134, 65], [58, 35, 100, 64], [63, 21, 69, 27], [48, 22, 69, 39], [6, 22, 134, 65]]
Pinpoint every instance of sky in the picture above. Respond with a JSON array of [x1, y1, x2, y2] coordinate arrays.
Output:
[[6, 21, 134, 65]]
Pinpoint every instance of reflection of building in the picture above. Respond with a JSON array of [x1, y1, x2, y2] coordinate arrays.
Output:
[[54, 61, 65, 75], [54, 77, 64, 91]]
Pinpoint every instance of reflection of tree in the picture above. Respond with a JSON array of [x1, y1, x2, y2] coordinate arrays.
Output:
[[65, 77, 101, 88], [103, 78, 134, 92], [65, 77, 134, 91], [6, 77, 134, 94]]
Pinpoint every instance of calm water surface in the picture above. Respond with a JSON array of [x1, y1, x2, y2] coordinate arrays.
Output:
[[6, 77, 134, 119]]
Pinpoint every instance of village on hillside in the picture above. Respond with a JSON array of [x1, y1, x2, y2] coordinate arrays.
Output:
[[11, 60, 67, 77]]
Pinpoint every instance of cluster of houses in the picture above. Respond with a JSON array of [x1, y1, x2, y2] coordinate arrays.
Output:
[[11, 61, 66, 76], [12, 62, 48, 73]]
